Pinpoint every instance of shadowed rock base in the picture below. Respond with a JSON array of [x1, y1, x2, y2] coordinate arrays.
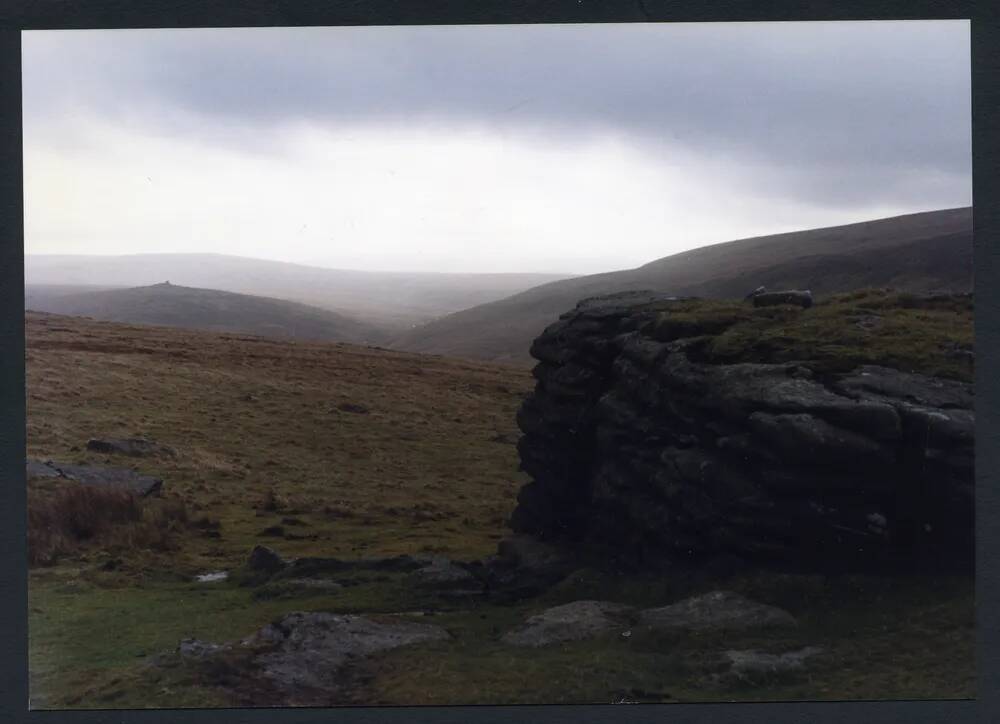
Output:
[[511, 293, 974, 571]]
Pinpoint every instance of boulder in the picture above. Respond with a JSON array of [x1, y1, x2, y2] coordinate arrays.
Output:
[[511, 293, 974, 569], [47, 463, 163, 497], [247, 545, 287, 574], [501, 600, 635, 647], [25, 459, 61, 479], [638, 591, 797, 632], [245, 612, 449, 694], [86, 437, 176, 457], [409, 556, 479, 589]]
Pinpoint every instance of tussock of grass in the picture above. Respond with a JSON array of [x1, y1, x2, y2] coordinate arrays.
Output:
[[28, 484, 189, 566]]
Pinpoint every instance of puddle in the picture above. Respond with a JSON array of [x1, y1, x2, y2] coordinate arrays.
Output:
[[195, 571, 228, 583]]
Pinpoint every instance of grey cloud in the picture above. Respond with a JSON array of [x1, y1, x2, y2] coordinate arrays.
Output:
[[22, 21, 971, 211]]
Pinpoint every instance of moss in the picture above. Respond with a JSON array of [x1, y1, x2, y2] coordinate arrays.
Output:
[[678, 289, 974, 382]]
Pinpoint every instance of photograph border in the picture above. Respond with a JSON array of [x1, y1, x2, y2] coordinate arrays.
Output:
[[1, 1, 997, 723]]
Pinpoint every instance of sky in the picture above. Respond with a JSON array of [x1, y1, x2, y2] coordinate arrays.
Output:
[[22, 21, 971, 275]]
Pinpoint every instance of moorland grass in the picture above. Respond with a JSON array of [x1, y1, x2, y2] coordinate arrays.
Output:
[[23, 297, 975, 707]]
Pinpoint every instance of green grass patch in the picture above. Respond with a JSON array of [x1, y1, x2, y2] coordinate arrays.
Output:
[[682, 289, 973, 381]]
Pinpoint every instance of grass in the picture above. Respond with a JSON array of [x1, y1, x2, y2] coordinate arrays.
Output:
[[28, 484, 189, 566], [641, 289, 973, 382], [23, 303, 975, 708]]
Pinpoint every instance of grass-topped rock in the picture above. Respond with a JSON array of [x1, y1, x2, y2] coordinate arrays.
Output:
[[512, 289, 974, 570]]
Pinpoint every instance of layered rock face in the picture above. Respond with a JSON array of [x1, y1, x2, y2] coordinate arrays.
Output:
[[510, 291, 974, 570]]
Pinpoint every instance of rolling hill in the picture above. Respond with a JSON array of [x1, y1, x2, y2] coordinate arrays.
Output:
[[24, 254, 573, 329], [24, 282, 393, 345], [391, 207, 973, 362]]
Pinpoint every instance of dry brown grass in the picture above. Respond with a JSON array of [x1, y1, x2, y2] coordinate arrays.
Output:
[[25, 310, 533, 567], [28, 484, 189, 566]]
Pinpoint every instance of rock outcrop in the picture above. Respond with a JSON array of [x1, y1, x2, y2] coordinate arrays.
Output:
[[243, 612, 449, 700], [161, 612, 450, 706], [500, 591, 798, 647], [510, 291, 974, 570], [25, 459, 164, 497]]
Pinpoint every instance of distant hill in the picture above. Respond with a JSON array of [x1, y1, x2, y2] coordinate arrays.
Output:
[[25, 284, 126, 312], [24, 254, 573, 330], [391, 207, 973, 363], [24, 282, 392, 345]]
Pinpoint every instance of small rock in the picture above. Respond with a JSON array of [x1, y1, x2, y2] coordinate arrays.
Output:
[[247, 545, 286, 574], [409, 556, 478, 588], [723, 646, 824, 677], [502, 600, 635, 647], [196, 571, 228, 583], [337, 402, 370, 414], [639, 591, 796, 632], [178, 638, 226, 660], [855, 315, 883, 331]]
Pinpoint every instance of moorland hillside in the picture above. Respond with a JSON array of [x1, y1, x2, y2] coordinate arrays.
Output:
[[393, 207, 973, 362]]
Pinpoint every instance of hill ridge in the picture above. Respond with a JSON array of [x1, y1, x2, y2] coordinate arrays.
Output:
[[24, 282, 391, 345], [391, 207, 973, 362]]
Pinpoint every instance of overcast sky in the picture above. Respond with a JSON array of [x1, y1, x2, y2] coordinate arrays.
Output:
[[22, 21, 971, 274]]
